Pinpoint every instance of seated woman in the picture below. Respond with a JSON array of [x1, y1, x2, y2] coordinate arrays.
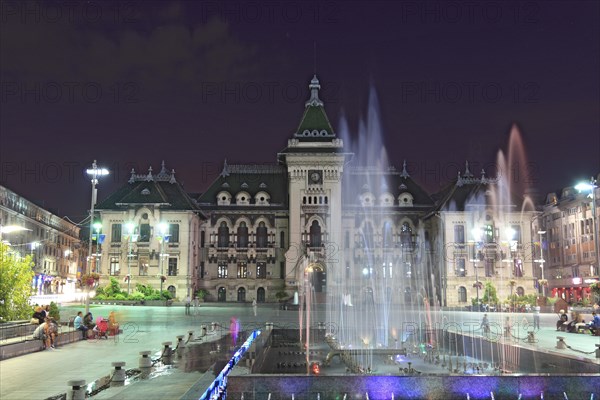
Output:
[[83, 312, 96, 338], [32, 306, 45, 325], [45, 317, 59, 348], [566, 312, 581, 333], [108, 311, 119, 336]]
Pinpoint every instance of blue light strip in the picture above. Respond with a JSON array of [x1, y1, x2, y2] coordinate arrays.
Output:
[[199, 330, 261, 400]]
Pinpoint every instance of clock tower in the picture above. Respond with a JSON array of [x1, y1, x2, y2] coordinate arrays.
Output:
[[278, 75, 353, 299]]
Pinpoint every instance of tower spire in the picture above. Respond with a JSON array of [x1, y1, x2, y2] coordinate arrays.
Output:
[[313, 41, 317, 75], [305, 75, 324, 107]]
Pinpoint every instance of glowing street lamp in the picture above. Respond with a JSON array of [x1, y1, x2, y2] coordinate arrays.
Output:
[[86, 160, 109, 275], [85, 160, 109, 315], [0, 225, 30, 246], [575, 178, 599, 277]]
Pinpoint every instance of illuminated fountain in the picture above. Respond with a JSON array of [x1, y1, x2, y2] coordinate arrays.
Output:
[[218, 82, 600, 399]]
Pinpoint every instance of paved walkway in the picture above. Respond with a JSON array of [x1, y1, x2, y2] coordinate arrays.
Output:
[[0, 305, 598, 400]]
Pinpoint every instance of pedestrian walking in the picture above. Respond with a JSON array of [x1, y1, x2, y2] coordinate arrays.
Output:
[[480, 313, 490, 335], [252, 299, 257, 317], [185, 295, 191, 315]]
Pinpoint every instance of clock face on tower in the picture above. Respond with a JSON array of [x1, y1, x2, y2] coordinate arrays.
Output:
[[308, 170, 322, 184]]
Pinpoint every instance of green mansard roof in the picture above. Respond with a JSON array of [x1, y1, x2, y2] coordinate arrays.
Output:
[[293, 75, 335, 140], [96, 162, 199, 211]]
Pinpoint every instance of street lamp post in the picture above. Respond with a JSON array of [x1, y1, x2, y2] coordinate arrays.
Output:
[[93, 221, 103, 272], [157, 223, 170, 302], [576, 177, 600, 276], [537, 230, 546, 297], [125, 222, 138, 295], [85, 160, 109, 314], [86, 160, 109, 275]]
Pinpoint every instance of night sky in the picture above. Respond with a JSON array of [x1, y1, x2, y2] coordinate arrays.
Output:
[[1, 1, 599, 221]]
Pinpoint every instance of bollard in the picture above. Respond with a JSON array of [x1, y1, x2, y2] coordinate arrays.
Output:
[[111, 362, 126, 382], [266, 322, 274, 330], [67, 379, 86, 400], [211, 322, 218, 332], [187, 331, 194, 342], [139, 351, 152, 368], [596, 344, 600, 359], [527, 331, 536, 343], [201, 325, 208, 337], [162, 341, 173, 365], [176, 335, 185, 348], [556, 336, 567, 349]]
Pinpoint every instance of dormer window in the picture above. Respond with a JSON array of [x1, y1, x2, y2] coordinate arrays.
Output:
[[141, 188, 150, 195], [379, 192, 394, 206], [398, 193, 414, 207], [255, 191, 270, 206], [217, 191, 231, 205], [359, 193, 375, 207], [236, 191, 250, 205]]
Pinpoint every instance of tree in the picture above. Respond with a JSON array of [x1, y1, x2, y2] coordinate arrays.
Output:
[[0, 243, 34, 321], [482, 281, 498, 305]]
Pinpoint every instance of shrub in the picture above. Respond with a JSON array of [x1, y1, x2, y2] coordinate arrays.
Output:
[[114, 293, 127, 301], [104, 277, 123, 298], [195, 289, 208, 300], [48, 301, 60, 322], [136, 283, 155, 297], [94, 294, 106, 300], [95, 286, 105, 296], [129, 291, 145, 301], [161, 290, 173, 300]]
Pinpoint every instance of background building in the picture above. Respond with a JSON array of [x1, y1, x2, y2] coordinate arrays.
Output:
[[0, 185, 81, 295], [94, 163, 204, 300], [91, 77, 595, 307], [539, 177, 600, 304]]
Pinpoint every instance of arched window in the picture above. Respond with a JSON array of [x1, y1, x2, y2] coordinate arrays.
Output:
[[237, 222, 248, 248], [218, 222, 229, 248], [458, 286, 467, 303], [309, 220, 322, 247], [167, 285, 176, 299], [256, 222, 268, 248], [516, 286, 525, 297], [400, 222, 413, 248], [279, 231, 285, 248]]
